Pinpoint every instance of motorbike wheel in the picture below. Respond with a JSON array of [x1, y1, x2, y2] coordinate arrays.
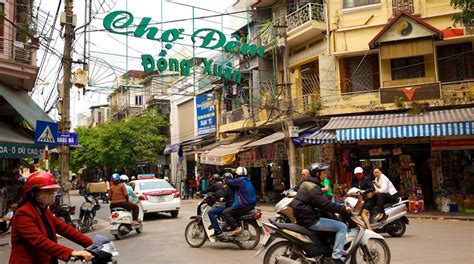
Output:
[[263, 241, 304, 264], [114, 232, 124, 240], [236, 221, 261, 250], [350, 238, 391, 264], [78, 217, 92, 233], [136, 224, 143, 234], [184, 219, 206, 248], [387, 220, 406, 237]]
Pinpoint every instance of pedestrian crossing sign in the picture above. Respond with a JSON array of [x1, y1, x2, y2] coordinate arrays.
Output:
[[35, 121, 58, 145]]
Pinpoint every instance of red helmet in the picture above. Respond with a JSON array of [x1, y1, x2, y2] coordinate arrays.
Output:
[[23, 171, 60, 194]]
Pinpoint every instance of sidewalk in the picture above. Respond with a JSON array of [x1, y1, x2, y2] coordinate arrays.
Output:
[[182, 199, 474, 221]]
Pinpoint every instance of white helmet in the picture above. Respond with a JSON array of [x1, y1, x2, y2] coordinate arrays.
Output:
[[236, 167, 247, 176], [354, 167, 364, 174], [120, 175, 129, 182]]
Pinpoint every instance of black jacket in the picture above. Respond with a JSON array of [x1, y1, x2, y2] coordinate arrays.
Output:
[[202, 182, 233, 207], [291, 177, 349, 227], [352, 176, 375, 200]]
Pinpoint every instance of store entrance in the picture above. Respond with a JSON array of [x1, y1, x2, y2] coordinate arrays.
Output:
[[403, 145, 434, 206], [249, 167, 261, 194]]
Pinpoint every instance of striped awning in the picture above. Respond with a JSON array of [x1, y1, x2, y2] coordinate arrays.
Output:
[[322, 108, 474, 141], [304, 130, 337, 144]]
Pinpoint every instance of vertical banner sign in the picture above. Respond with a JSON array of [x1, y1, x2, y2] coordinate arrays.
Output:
[[196, 92, 216, 136]]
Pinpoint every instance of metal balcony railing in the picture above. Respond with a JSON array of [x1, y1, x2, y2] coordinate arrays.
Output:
[[220, 108, 244, 125], [0, 37, 35, 64], [287, 3, 325, 32]]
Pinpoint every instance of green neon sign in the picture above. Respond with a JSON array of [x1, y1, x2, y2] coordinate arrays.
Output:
[[103, 10, 266, 83]]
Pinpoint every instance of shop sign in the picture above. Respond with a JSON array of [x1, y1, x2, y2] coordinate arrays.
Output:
[[369, 148, 383, 156], [392, 147, 403, 155], [431, 138, 474, 150], [0, 143, 44, 158], [103, 11, 267, 83], [196, 92, 216, 136]]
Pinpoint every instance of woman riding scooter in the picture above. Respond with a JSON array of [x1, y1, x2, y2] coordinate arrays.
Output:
[[9, 171, 93, 264], [109, 173, 140, 225]]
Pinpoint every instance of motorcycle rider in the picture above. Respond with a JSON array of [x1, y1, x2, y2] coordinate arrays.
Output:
[[349, 167, 376, 230], [291, 163, 352, 264], [372, 167, 399, 221], [120, 175, 137, 200], [222, 167, 256, 234], [109, 173, 140, 225], [293, 169, 310, 191], [202, 173, 234, 238], [9, 171, 93, 263]]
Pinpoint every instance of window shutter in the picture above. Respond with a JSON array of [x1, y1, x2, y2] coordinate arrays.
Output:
[[339, 58, 351, 93], [371, 55, 380, 90]]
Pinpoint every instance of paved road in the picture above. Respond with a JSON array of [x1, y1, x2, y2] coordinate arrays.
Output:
[[1, 195, 473, 263]]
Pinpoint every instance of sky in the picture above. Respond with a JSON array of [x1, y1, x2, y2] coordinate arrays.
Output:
[[31, 0, 248, 128]]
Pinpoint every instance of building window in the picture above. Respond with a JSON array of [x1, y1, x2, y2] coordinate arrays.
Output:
[[340, 54, 380, 93], [390, 56, 425, 80], [343, 0, 380, 9], [437, 43, 474, 82], [135, 95, 143, 106]]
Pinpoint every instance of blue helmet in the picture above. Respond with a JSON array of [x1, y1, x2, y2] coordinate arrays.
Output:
[[111, 173, 120, 181]]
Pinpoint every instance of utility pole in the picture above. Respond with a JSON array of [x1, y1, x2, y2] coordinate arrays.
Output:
[[278, 16, 298, 188], [60, 0, 75, 202]]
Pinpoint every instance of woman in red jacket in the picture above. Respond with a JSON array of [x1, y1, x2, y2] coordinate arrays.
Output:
[[9, 171, 94, 264]]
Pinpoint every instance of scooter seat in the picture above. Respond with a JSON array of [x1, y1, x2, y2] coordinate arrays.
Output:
[[383, 203, 395, 209], [274, 222, 314, 236], [111, 207, 128, 212]]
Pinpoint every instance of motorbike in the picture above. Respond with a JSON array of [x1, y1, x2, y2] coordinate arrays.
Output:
[[68, 234, 119, 264], [345, 187, 409, 237], [184, 195, 263, 250], [257, 215, 391, 264], [109, 199, 144, 240], [77, 195, 101, 233], [51, 193, 78, 228], [274, 189, 297, 223]]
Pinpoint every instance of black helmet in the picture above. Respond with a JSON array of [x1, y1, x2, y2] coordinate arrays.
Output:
[[222, 172, 234, 180], [211, 174, 221, 181], [308, 163, 329, 177]]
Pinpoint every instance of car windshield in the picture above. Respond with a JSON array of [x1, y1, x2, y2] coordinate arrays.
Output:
[[139, 181, 173, 191]]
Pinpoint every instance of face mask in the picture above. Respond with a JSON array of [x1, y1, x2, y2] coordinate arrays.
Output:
[[36, 191, 57, 207], [356, 173, 364, 180]]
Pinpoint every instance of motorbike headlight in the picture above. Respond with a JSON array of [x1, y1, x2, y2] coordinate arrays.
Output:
[[101, 242, 119, 257]]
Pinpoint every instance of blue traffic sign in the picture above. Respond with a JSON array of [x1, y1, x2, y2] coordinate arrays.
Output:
[[35, 121, 58, 145], [57, 132, 78, 145]]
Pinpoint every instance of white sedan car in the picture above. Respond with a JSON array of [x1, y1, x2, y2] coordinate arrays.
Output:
[[129, 179, 180, 217]]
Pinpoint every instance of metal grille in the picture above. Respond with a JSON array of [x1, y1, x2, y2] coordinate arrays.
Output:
[[392, 0, 414, 15], [349, 58, 373, 92]]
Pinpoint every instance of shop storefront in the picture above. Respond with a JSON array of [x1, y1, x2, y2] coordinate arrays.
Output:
[[430, 137, 474, 213], [313, 107, 474, 213]]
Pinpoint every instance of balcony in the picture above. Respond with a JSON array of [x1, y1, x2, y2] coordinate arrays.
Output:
[[286, 3, 326, 47], [0, 37, 38, 91], [219, 107, 256, 132]]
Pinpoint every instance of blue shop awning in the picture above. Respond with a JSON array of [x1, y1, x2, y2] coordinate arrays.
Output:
[[322, 108, 474, 141], [304, 130, 337, 145]]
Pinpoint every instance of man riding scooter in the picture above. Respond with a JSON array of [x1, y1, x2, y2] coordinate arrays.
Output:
[[222, 167, 256, 235], [291, 163, 353, 264], [109, 173, 140, 225], [349, 167, 376, 230], [201, 173, 234, 238]]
